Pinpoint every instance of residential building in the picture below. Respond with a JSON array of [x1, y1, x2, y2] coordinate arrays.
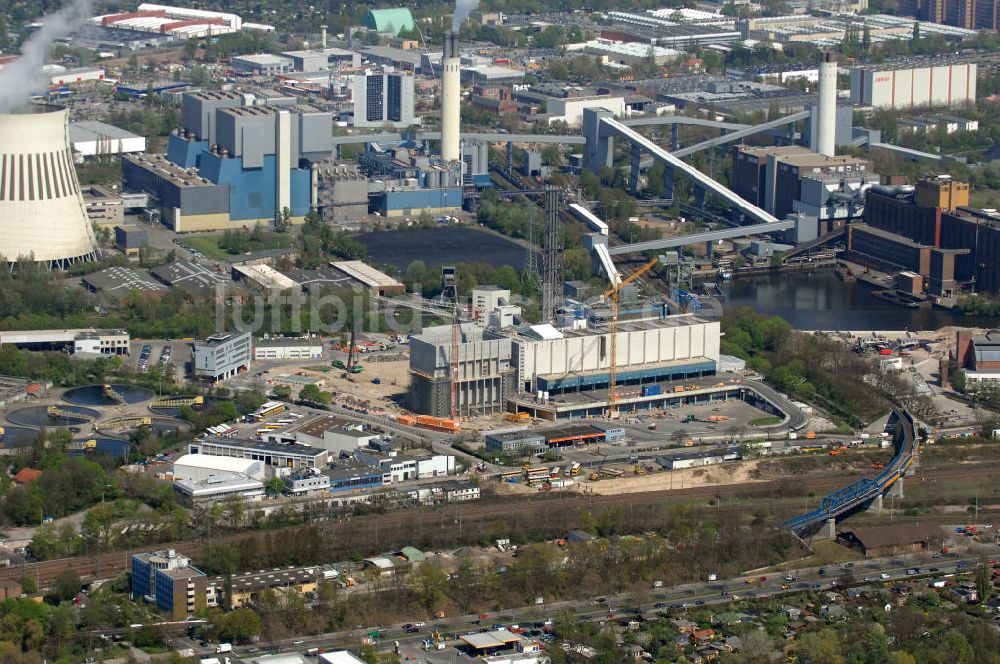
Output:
[[131, 549, 208, 619], [193, 331, 252, 381], [352, 72, 417, 128]]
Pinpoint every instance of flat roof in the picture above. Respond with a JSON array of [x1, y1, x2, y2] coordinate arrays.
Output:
[[70, 120, 143, 142], [459, 629, 523, 650], [330, 260, 402, 289], [541, 423, 604, 443], [150, 260, 230, 294], [295, 415, 355, 438], [82, 266, 167, 293], [254, 336, 324, 347], [174, 453, 261, 474], [193, 436, 327, 457], [173, 473, 264, 495], [214, 565, 319, 592], [233, 264, 300, 290], [233, 53, 293, 66]]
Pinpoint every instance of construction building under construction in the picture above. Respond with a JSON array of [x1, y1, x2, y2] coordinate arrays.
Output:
[[408, 323, 515, 418], [407, 314, 720, 419]]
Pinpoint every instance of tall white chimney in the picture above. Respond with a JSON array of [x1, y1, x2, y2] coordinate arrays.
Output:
[[441, 32, 461, 162], [816, 51, 837, 158], [321, 25, 328, 49]]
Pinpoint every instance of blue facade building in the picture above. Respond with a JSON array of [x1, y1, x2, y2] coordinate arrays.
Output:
[[124, 91, 332, 232]]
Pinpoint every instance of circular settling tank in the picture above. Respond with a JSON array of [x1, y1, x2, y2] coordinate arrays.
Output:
[[63, 384, 155, 406], [6, 405, 99, 427], [1, 426, 41, 449], [68, 438, 131, 458]]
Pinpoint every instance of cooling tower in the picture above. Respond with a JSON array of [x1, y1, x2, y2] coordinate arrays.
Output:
[[441, 32, 461, 162], [816, 52, 837, 158], [0, 103, 98, 268]]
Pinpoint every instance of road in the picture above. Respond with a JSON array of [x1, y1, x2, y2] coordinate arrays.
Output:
[[171, 547, 1000, 659]]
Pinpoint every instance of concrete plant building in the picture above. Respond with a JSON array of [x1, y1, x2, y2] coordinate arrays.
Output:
[[850, 62, 977, 110], [0, 104, 99, 269], [352, 71, 417, 128]]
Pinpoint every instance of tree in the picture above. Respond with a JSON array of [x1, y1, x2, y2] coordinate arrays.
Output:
[[274, 206, 293, 233], [298, 383, 331, 405], [18, 576, 37, 596], [51, 571, 82, 605], [272, 384, 292, 399], [265, 477, 285, 498], [976, 560, 992, 603], [411, 563, 449, 610], [796, 628, 843, 664], [222, 608, 262, 643]]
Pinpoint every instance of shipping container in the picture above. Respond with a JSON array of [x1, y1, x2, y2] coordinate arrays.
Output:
[[641, 385, 662, 397]]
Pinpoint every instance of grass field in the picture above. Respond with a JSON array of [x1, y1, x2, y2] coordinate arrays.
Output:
[[184, 231, 293, 259], [750, 416, 783, 427]]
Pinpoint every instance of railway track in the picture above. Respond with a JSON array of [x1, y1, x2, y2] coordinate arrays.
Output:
[[7, 463, 999, 585]]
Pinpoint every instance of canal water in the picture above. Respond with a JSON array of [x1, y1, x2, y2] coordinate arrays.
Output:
[[721, 270, 1000, 331]]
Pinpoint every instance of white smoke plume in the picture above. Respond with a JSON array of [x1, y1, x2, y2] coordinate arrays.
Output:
[[451, 0, 480, 32], [0, 0, 94, 114]]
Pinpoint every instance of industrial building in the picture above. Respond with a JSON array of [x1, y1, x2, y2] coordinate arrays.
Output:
[[363, 8, 415, 36], [90, 3, 244, 38], [409, 314, 721, 419], [192, 331, 252, 381], [850, 62, 977, 110], [862, 176, 1000, 294], [409, 323, 515, 418], [69, 121, 146, 158], [730, 145, 876, 242], [114, 225, 147, 256], [172, 453, 265, 481], [187, 436, 330, 470], [150, 260, 231, 296], [352, 71, 417, 128], [123, 91, 333, 231], [281, 48, 361, 72], [231, 54, 294, 76], [173, 474, 265, 506], [131, 549, 208, 620], [329, 260, 405, 296], [544, 95, 626, 128], [739, 13, 976, 47], [0, 104, 99, 269], [954, 330, 1000, 391], [0, 328, 129, 355], [253, 335, 324, 360]]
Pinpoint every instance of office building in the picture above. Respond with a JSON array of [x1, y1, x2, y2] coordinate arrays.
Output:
[[352, 72, 417, 128], [173, 474, 266, 506], [0, 328, 129, 355], [192, 331, 252, 381], [131, 549, 208, 620]]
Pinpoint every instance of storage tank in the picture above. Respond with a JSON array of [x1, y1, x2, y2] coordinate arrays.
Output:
[[0, 103, 98, 268]]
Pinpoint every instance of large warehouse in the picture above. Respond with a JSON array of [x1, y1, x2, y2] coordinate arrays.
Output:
[[172, 453, 265, 481], [849, 62, 977, 110]]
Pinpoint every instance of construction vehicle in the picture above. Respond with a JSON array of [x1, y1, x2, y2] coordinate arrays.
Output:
[[634, 464, 647, 476], [601, 256, 661, 418], [829, 446, 847, 456], [588, 472, 600, 481]]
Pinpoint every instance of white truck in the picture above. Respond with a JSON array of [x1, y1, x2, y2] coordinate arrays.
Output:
[[216, 643, 233, 654]]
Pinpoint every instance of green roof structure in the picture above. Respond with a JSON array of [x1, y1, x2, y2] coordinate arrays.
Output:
[[363, 8, 415, 36], [399, 546, 426, 562]]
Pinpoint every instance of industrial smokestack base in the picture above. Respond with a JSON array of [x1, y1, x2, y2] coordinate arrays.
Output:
[[441, 32, 461, 162], [0, 103, 98, 269], [816, 51, 837, 158]]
